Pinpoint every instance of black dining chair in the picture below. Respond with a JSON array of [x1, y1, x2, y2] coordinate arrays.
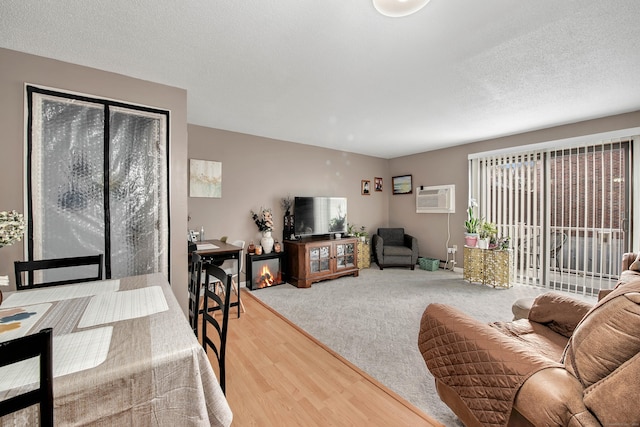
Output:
[[210, 239, 246, 314], [0, 328, 54, 426], [188, 251, 204, 336], [202, 263, 233, 394], [14, 254, 104, 290]]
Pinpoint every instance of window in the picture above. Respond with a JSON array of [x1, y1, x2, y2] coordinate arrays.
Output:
[[26, 85, 170, 282]]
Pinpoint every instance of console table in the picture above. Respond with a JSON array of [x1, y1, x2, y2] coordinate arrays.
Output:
[[463, 246, 513, 288], [284, 237, 358, 288]]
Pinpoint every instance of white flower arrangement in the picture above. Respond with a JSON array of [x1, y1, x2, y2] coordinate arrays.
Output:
[[0, 210, 25, 248]]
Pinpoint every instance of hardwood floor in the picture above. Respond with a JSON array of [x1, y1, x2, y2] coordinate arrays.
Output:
[[205, 291, 443, 426]]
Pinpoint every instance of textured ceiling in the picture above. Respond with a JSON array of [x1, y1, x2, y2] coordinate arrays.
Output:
[[2, 1, 640, 158]]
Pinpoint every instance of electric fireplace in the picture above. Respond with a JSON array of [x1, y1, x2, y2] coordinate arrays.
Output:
[[246, 252, 285, 290]]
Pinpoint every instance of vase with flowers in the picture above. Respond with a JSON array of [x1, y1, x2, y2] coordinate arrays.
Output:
[[0, 210, 25, 248], [251, 207, 275, 254], [0, 210, 26, 304]]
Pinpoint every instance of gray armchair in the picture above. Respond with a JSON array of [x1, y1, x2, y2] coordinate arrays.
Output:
[[372, 228, 419, 270]]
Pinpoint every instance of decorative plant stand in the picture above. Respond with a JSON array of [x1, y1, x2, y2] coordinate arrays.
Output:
[[463, 246, 513, 288], [357, 240, 370, 269]]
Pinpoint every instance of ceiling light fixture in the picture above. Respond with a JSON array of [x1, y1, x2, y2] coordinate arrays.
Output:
[[372, 0, 431, 17]]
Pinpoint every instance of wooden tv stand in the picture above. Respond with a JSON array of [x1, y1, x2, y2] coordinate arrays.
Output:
[[284, 236, 359, 288]]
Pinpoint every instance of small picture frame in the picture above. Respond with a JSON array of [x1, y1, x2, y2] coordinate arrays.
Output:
[[374, 177, 383, 192], [392, 174, 413, 195], [361, 180, 371, 195]]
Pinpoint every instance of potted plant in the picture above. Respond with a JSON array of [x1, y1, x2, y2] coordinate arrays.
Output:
[[347, 223, 368, 242], [354, 225, 368, 242], [477, 220, 497, 249], [464, 204, 480, 247], [494, 236, 510, 251]]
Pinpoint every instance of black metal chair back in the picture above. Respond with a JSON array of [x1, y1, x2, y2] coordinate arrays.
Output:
[[188, 252, 204, 336], [0, 328, 54, 426], [14, 254, 104, 290], [202, 263, 232, 394]]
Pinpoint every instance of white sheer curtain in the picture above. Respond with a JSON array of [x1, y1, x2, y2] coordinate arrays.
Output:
[[27, 86, 169, 283]]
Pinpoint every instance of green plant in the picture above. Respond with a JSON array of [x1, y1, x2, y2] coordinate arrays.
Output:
[[479, 220, 498, 240], [464, 205, 480, 234], [355, 225, 368, 238], [495, 236, 510, 250], [347, 223, 368, 238], [347, 223, 356, 236]]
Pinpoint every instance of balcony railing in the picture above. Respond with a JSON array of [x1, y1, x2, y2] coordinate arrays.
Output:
[[500, 223, 623, 295]]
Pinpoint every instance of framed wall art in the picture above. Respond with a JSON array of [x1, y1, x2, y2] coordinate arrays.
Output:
[[392, 174, 412, 195], [189, 159, 222, 198], [374, 177, 383, 192], [361, 180, 371, 195]]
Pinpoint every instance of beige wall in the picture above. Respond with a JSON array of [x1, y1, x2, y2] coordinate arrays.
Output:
[[390, 111, 640, 268], [2, 48, 639, 310], [187, 125, 390, 279], [0, 48, 189, 313]]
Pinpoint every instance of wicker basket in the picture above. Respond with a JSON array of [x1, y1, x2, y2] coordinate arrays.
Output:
[[419, 257, 439, 271]]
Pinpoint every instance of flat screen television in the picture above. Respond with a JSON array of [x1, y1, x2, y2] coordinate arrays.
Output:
[[293, 196, 347, 237]]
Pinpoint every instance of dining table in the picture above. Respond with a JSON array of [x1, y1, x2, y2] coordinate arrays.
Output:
[[0, 273, 233, 426], [192, 239, 243, 318]]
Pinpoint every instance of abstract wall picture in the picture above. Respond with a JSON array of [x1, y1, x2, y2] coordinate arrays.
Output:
[[189, 159, 222, 198], [392, 174, 413, 195]]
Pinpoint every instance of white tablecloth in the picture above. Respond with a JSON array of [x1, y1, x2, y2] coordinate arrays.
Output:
[[0, 273, 232, 427]]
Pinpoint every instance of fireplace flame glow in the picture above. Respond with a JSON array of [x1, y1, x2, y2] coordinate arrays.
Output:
[[257, 264, 277, 289], [251, 258, 283, 290]]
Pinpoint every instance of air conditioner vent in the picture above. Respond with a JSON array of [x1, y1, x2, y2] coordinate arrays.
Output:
[[416, 184, 455, 213]]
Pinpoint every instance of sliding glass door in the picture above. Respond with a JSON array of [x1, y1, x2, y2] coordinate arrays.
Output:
[[470, 138, 632, 295], [547, 142, 629, 293], [26, 86, 170, 283]]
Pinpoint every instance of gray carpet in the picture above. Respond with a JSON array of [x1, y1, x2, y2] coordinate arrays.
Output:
[[249, 267, 597, 426]]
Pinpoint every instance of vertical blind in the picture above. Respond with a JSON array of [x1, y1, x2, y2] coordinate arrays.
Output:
[[469, 137, 632, 295]]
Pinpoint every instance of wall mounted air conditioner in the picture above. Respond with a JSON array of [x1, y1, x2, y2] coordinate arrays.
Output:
[[416, 184, 455, 213]]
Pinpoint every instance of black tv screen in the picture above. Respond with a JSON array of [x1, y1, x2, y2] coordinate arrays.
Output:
[[293, 197, 347, 237]]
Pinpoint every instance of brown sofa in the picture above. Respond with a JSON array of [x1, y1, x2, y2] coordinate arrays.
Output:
[[418, 253, 640, 427], [617, 251, 640, 285]]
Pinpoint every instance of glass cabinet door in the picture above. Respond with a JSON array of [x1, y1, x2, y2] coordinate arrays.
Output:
[[309, 244, 331, 274], [335, 242, 355, 270]]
